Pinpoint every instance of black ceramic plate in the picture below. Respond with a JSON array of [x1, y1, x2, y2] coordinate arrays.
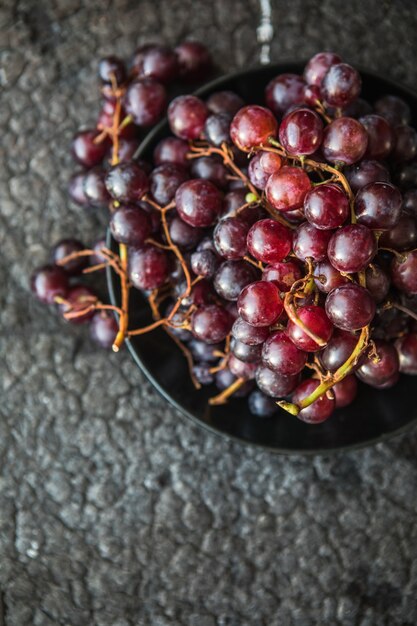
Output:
[[107, 62, 417, 454]]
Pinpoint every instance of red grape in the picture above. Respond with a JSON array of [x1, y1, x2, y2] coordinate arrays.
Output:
[[322, 117, 368, 165], [238, 281, 283, 327], [359, 114, 394, 160], [293, 222, 332, 262], [325, 284, 376, 331], [256, 366, 299, 397], [262, 330, 307, 375], [168, 95, 208, 140], [292, 378, 334, 423], [328, 224, 376, 273], [123, 79, 167, 126], [395, 334, 417, 374], [247, 218, 292, 264], [175, 179, 223, 227], [262, 260, 303, 292], [322, 63, 361, 108], [287, 305, 333, 352], [31, 265, 69, 304], [266, 166, 311, 212], [279, 108, 323, 155], [265, 73, 305, 116], [303, 52, 342, 87], [391, 250, 417, 294], [191, 304, 232, 344], [304, 183, 349, 230], [128, 244, 169, 290], [333, 375, 358, 408], [355, 182, 402, 230], [230, 105, 278, 151]]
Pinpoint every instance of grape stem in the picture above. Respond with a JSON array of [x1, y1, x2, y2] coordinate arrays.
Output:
[[278, 326, 370, 415], [209, 377, 246, 405]]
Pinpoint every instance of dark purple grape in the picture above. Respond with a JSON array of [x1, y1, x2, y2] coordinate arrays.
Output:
[[68, 172, 89, 206], [322, 117, 368, 165], [237, 281, 283, 327], [213, 217, 248, 260], [230, 105, 279, 152], [105, 161, 149, 202], [222, 189, 247, 215], [191, 304, 232, 344], [395, 334, 417, 374], [215, 368, 254, 396], [356, 340, 399, 387], [395, 161, 417, 190], [403, 189, 417, 216], [175, 179, 223, 227], [345, 160, 390, 193], [204, 113, 231, 147], [374, 95, 411, 126], [325, 284, 376, 331], [192, 364, 214, 386], [248, 390, 278, 417], [322, 63, 361, 108], [391, 250, 417, 294], [123, 79, 167, 126], [228, 355, 257, 380], [265, 73, 306, 116], [304, 52, 342, 86], [110, 205, 151, 247], [328, 224, 376, 273], [189, 339, 222, 363], [247, 218, 292, 264], [72, 130, 109, 168], [355, 182, 402, 230], [153, 137, 189, 168], [117, 138, 140, 162], [231, 317, 269, 346], [292, 378, 334, 423], [206, 90, 244, 115], [287, 305, 333, 352], [168, 215, 203, 250], [333, 375, 358, 408], [174, 41, 212, 82], [293, 222, 332, 262], [83, 167, 111, 207], [248, 153, 271, 190], [168, 95, 208, 140], [304, 183, 349, 230], [314, 259, 349, 293], [90, 311, 118, 349], [52, 239, 87, 276], [31, 265, 69, 304], [342, 98, 373, 119], [98, 56, 126, 85], [230, 338, 262, 363], [190, 156, 228, 189], [359, 114, 394, 160], [150, 163, 189, 205], [191, 249, 219, 278], [214, 260, 258, 301], [365, 264, 390, 303], [262, 260, 303, 292], [128, 244, 169, 290], [262, 330, 307, 375], [256, 366, 299, 398], [279, 108, 323, 155], [131, 45, 178, 83], [391, 125, 417, 162], [379, 212, 417, 251], [58, 285, 96, 325], [319, 330, 358, 372]]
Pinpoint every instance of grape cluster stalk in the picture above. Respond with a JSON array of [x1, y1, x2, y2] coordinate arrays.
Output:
[[31, 47, 417, 422]]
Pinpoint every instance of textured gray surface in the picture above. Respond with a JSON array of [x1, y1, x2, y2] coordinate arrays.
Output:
[[2, 1, 417, 624]]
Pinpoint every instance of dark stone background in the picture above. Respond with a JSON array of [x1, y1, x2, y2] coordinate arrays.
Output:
[[2, 1, 417, 624]]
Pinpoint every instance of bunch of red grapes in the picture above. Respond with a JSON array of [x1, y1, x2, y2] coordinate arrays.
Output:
[[31, 46, 417, 423]]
